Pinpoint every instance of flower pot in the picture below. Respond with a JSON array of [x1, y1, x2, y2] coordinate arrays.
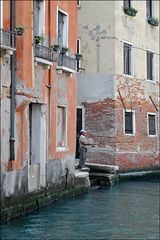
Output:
[[61, 47, 68, 54], [16, 28, 25, 36], [53, 45, 60, 52]]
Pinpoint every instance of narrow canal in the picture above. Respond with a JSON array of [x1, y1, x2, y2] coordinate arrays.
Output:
[[1, 178, 159, 240]]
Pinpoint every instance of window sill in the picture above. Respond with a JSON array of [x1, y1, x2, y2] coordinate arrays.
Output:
[[124, 133, 135, 136], [123, 74, 134, 79], [148, 134, 157, 137], [146, 79, 156, 83], [56, 147, 68, 152]]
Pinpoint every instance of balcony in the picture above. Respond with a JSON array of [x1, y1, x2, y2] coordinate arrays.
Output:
[[0, 28, 16, 56], [56, 54, 76, 74], [34, 44, 55, 68]]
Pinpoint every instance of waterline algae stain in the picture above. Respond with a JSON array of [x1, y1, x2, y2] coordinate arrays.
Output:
[[1, 179, 159, 240]]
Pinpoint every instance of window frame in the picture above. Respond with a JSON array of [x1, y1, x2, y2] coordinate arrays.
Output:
[[56, 105, 68, 152], [123, 41, 134, 78], [56, 7, 69, 47], [147, 112, 157, 137], [123, 109, 136, 136], [146, 49, 156, 82]]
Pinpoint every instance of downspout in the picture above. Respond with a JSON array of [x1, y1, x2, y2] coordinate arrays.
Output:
[[10, 0, 15, 161]]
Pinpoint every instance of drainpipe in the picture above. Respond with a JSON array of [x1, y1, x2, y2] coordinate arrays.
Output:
[[10, 0, 15, 161]]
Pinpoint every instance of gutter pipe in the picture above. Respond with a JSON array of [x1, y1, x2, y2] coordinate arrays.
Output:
[[10, 0, 15, 161]]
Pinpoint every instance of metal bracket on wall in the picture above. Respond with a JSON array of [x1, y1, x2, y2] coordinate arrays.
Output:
[[149, 96, 158, 112], [118, 90, 126, 111]]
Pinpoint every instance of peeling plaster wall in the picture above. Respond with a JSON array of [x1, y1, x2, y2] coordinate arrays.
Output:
[[77, 1, 159, 171], [1, 57, 11, 168], [1, 0, 77, 201]]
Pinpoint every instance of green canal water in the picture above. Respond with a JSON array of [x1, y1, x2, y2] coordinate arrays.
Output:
[[1, 178, 159, 240]]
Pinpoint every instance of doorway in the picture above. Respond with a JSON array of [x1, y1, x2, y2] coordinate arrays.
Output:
[[76, 107, 83, 159], [28, 103, 47, 191]]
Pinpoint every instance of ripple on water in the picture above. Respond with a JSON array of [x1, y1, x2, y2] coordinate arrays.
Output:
[[1, 178, 159, 240]]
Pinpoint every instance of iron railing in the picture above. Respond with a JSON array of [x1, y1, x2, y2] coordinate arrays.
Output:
[[34, 44, 53, 62], [57, 54, 76, 71], [0, 28, 15, 49]]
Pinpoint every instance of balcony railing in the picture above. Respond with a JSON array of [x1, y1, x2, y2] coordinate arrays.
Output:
[[34, 44, 54, 62], [0, 28, 15, 49], [57, 54, 76, 72]]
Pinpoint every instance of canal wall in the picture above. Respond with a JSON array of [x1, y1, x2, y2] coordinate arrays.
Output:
[[1, 170, 90, 222]]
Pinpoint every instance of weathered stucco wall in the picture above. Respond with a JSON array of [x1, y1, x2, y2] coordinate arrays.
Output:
[[77, 0, 159, 171], [1, 0, 77, 202]]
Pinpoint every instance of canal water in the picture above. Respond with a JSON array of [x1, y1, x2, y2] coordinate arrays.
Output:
[[1, 178, 159, 240]]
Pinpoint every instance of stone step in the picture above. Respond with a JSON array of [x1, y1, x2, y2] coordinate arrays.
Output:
[[85, 163, 119, 174], [75, 170, 89, 178]]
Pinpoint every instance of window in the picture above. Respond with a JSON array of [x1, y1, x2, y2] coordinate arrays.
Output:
[[77, 38, 81, 71], [57, 106, 67, 148], [33, 0, 45, 36], [123, 42, 133, 76], [124, 111, 135, 134], [77, 0, 81, 8], [146, 0, 153, 18], [148, 114, 156, 135], [147, 50, 155, 81], [123, 0, 132, 8], [58, 10, 68, 47]]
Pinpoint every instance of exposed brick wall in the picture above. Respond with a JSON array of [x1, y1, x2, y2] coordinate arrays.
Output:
[[83, 99, 117, 165], [82, 98, 159, 172]]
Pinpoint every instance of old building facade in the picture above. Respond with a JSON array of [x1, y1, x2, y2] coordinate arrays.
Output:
[[77, 0, 159, 172], [1, 0, 79, 211]]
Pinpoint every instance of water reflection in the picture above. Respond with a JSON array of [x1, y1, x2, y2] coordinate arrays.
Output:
[[1, 178, 159, 240]]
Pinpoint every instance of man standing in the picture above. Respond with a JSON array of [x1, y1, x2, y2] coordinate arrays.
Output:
[[78, 130, 95, 169]]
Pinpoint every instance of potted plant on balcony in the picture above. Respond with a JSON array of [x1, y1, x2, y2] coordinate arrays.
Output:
[[123, 6, 138, 17], [147, 17, 159, 26], [61, 46, 69, 54], [51, 44, 61, 53], [34, 35, 44, 44], [15, 25, 25, 36]]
